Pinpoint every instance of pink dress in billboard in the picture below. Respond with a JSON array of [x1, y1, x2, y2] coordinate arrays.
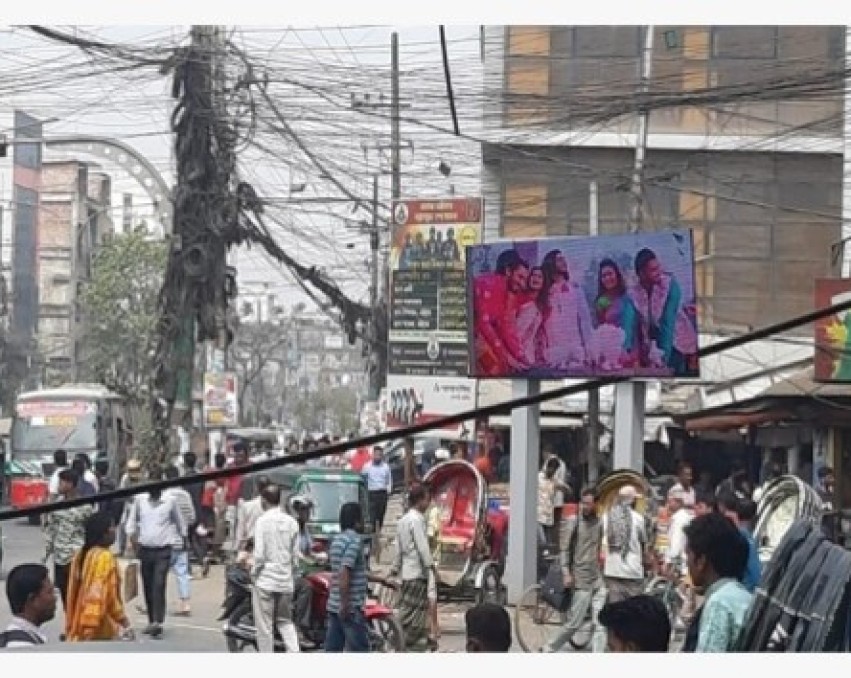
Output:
[[514, 297, 543, 366]]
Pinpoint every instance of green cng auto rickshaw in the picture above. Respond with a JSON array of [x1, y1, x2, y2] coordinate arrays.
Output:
[[242, 465, 373, 559]]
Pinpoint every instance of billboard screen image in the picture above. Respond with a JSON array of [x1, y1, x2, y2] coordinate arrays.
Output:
[[466, 229, 700, 379], [814, 278, 851, 382]]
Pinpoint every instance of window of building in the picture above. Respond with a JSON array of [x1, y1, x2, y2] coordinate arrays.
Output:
[[502, 183, 547, 239], [504, 27, 551, 125], [711, 27, 778, 59], [573, 26, 641, 58]]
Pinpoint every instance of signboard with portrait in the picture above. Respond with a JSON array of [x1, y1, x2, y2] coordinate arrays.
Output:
[[814, 278, 851, 382], [466, 229, 700, 379], [203, 372, 238, 427], [389, 198, 482, 376], [387, 198, 481, 429]]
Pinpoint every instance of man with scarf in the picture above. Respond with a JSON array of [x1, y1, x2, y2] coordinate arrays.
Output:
[[601, 485, 647, 603], [389, 483, 436, 651]]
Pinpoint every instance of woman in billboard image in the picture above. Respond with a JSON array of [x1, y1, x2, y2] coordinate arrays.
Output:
[[513, 266, 547, 366], [593, 258, 639, 369], [629, 247, 698, 375], [539, 249, 594, 370]]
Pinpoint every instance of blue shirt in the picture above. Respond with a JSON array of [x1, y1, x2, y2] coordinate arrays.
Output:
[[740, 528, 761, 593], [696, 578, 753, 652], [362, 461, 392, 493], [327, 529, 368, 614]]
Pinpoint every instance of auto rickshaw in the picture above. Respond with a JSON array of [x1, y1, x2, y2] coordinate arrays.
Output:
[[242, 465, 373, 557]]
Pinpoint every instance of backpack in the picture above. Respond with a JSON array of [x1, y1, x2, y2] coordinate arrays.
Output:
[[0, 628, 44, 648]]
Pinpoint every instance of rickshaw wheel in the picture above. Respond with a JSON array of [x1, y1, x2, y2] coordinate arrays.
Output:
[[515, 584, 564, 652], [476, 563, 506, 606], [369, 614, 405, 652]]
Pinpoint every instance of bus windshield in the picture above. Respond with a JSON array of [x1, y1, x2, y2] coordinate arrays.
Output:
[[11, 400, 99, 454]]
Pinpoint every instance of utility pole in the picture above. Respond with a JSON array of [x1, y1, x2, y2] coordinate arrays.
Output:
[[391, 32, 401, 204], [155, 24, 233, 465], [368, 174, 380, 400], [628, 26, 654, 233], [588, 180, 600, 484]]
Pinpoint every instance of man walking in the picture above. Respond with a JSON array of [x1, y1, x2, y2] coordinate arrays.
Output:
[[601, 485, 647, 603], [362, 446, 392, 560], [47, 449, 70, 501], [181, 451, 205, 574], [164, 465, 196, 616], [390, 483, 435, 651], [684, 513, 752, 651], [543, 488, 606, 653], [236, 474, 271, 552], [126, 467, 187, 638], [251, 484, 300, 653], [1, 564, 58, 647], [43, 469, 94, 611], [326, 502, 392, 652]]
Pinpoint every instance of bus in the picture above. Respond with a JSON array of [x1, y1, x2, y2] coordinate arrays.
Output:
[[5, 384, 130, 521]]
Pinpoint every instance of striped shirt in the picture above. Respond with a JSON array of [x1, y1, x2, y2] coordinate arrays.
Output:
[[252, 507, 299, 594], [327, 529, 368, 613], [164, 488, 196, 549], [44, 504, 94, 565]]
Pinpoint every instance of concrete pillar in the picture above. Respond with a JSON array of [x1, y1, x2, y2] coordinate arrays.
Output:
[[788, 445, 800, 477], [506, 379, 540, 605], [613, 382, 646, 472]]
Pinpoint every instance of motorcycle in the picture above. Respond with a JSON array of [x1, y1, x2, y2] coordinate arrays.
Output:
[[220, 565, 404, 652]]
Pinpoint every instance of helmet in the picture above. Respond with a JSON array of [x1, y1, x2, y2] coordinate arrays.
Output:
[[288, 494, 314, 512]]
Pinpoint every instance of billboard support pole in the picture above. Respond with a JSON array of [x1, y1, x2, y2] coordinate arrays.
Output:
[[506, 378, 540, 605], [588, 181, 601, 484], [614, 25, 654, 476]]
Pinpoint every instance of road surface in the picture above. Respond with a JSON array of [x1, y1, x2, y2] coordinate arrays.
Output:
[[0, 516, 514, 652]]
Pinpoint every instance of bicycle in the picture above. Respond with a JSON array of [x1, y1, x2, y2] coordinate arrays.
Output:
[[514, 548, 596, 653], [644, 561, 688, 640]]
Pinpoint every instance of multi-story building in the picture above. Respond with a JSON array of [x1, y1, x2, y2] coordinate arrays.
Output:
[[481, 26, 844, 330], [0, 111, 116, 387], [479, 26, 848, 479], [37, 160, 113, 384]]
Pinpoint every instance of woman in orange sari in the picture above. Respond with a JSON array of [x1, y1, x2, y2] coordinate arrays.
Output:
[[65, 511, 134, 642]]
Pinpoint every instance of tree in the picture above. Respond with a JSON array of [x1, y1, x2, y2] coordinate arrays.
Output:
[[291, 386, 358, 435], [78, 229, 167, 440], [230, 320, 290, 425]]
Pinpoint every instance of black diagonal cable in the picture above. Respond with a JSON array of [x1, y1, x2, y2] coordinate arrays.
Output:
[[2, 296, 850, 522], [439, 26, 460, 136]]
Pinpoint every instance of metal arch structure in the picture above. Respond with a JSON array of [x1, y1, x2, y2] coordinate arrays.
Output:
[[17, 135, 173, 233]]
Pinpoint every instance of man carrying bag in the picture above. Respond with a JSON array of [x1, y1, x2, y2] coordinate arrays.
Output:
[[542, 488, 606, 653]]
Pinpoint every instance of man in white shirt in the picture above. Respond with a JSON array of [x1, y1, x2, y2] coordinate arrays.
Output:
[[236, 474, 271, 551], [47, 449, 69, 500], [602, 485, 647, 603], [252, 484, 301, 653], [126, 474, 187, 639], [542, 447, 569, 549], [664, 488, 692, 578], [390, 483, 436, 651], [668, 462, 696, 509], [0, 563, 57, 648]]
